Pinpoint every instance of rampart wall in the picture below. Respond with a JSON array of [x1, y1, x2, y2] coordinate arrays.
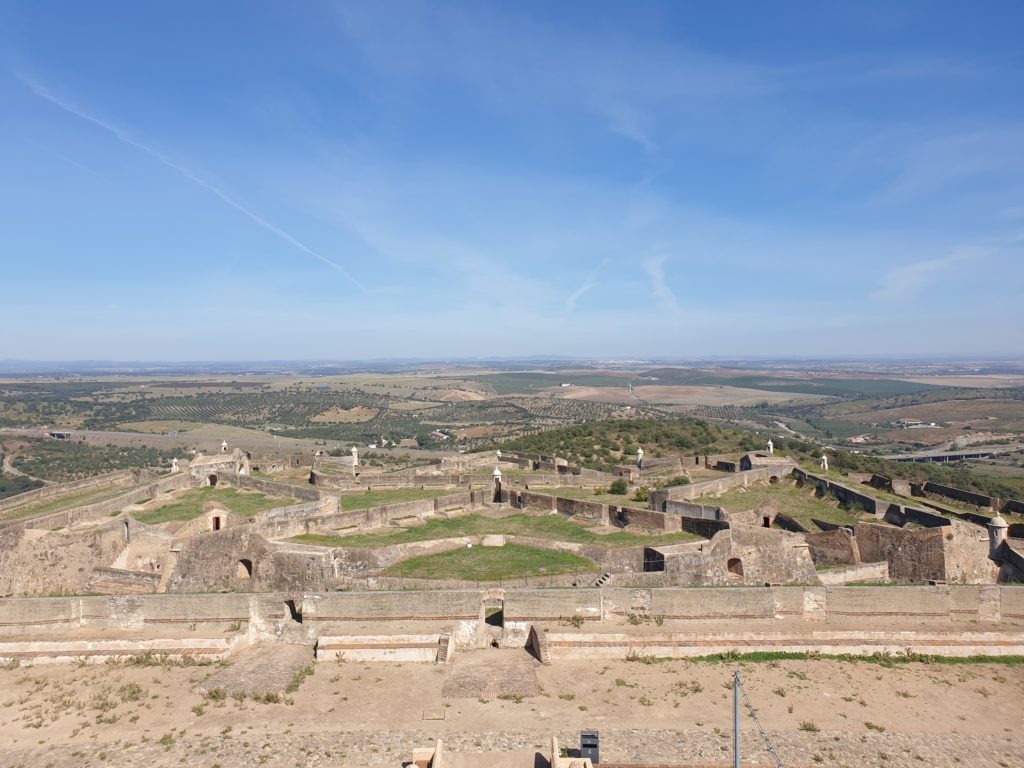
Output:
[[0, 472, 190, 535], [332, 491, 477, 530], [0, 469, 139, 515], [312, 470, 610, 491], [805, 527, 860, 566], [663, 500, 726, 520], [250, 499, 342, 539], [649, 466, 788, 511], [221, 472, 326, 502], [919, 481, 997, 509], [1004, 499, 1024, 516], [2, 587, 1021, 648], [793, 468, 883, 515]]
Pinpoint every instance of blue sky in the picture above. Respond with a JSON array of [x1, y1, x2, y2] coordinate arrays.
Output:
[[1, 1, 1022, 360]]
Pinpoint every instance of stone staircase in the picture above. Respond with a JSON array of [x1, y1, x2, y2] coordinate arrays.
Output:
[[110, 541, 132, 570], [436, 634, 452, 664]]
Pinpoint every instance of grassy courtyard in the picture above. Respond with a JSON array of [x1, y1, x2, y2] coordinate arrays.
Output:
[[338, 487, 462, 511], [383, 543, 597, 580], [292, 512, 701, 548], [132, 487, 292, 525], [694, 481, 861, 529]]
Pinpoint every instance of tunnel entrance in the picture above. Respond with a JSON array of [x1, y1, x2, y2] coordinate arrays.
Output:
[[208, 474, 218, 487], [237, 559, 252, 579], [727, 558, 744, 578]]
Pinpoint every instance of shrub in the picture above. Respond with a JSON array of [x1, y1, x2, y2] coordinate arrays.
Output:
[[609, 479, 628, 495]]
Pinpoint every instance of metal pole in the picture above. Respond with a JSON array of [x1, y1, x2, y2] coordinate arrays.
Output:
[[734, 671, 741, 768]]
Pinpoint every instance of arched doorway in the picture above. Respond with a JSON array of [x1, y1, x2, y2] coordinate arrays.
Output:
[[208, 474, 218, 487], [727, 557, 744, 578], [236, 559, 253, 579]]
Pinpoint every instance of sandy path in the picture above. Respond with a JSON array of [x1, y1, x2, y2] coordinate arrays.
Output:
[[1, 652, 1021, 767]]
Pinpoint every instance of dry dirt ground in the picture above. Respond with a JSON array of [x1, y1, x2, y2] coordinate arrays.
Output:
[[1, 651, 1021, 768]]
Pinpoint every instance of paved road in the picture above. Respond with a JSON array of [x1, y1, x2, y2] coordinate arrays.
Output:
[[1, 451, 53, 485]]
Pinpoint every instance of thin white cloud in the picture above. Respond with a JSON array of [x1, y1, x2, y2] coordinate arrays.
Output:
[[564, 278, 596, 312], [563, 258, 609, 312], [20, 76, 367, 292], [643, 255, 680, 314], [871, 249, 977, 301], [602, 103, 656, 153]]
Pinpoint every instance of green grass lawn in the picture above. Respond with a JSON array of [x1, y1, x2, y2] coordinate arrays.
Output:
[[339, 487, 462, 511], [695, 481, 860, 529], [292, 512, 701, 548], [0, 486, 131, 522], [383, 543, 598, 580], [132, 487, 292, 525]]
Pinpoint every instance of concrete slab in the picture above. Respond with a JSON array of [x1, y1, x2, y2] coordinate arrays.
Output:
[[442, 648, 540, 699], [193, 642, 313, 697]]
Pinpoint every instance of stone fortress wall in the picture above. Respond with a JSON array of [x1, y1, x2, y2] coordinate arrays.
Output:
[[3, 585, 1023, 666], [0, 469, 141, 515]]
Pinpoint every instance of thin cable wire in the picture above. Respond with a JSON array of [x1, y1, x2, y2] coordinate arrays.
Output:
[[739, 677, 785, 768]]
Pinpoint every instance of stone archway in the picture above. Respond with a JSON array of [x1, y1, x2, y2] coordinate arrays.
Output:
[[236, 559, 253, 579], [727, 557, 744, 578], [208, 474, 218, 487]]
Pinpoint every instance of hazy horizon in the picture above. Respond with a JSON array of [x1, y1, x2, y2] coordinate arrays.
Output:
[[3, 1, 1023, 359]]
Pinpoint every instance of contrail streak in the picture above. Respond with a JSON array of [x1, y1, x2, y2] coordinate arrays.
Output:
[[21, 76, 367, 292]]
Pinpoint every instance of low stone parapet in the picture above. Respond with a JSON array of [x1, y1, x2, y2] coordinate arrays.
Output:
[[315, 634, 443, 662], [0, 636, 237, 665], [545, 628, 1024, 660]]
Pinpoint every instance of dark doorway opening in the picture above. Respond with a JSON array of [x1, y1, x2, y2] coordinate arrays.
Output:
[[762, 516, 771, 528], [483, 599, 504, 628], [212, 516, 222, 531], [208, 474, 218, 487], [285, 599, 302, 623], [727, 557, 744, 577], [237, 559, 253, 579]]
